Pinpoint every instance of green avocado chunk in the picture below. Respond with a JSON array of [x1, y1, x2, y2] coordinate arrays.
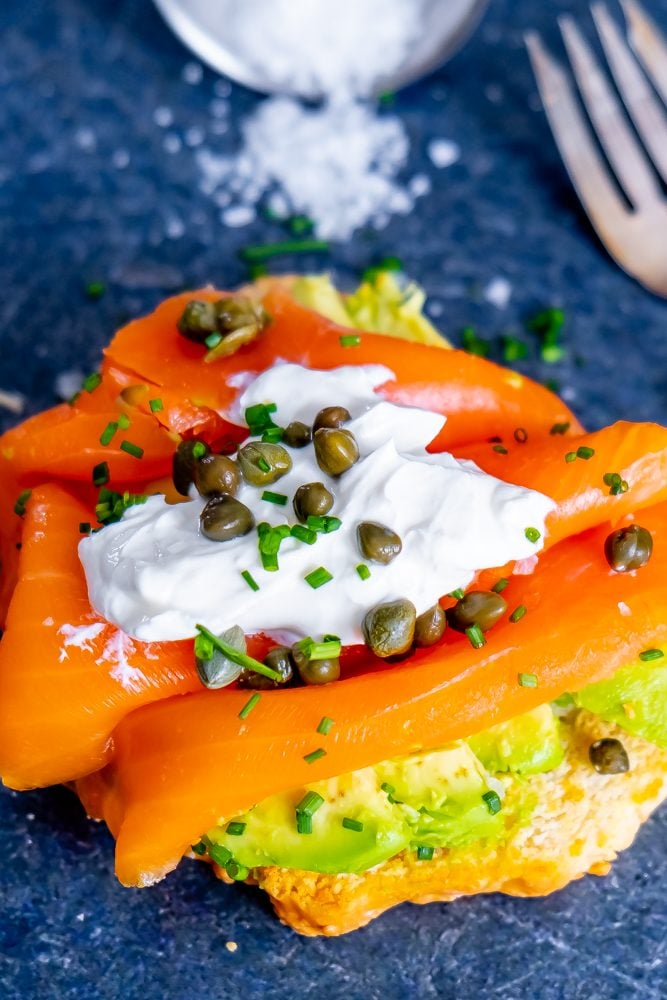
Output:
[[467, 704, 565, 776], [574, 647, 667, 749]]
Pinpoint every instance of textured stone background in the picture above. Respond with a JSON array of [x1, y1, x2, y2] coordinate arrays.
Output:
[[1, 0, 666, 997]]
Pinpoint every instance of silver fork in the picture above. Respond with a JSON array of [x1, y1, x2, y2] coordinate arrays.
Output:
[[526, 1, 667, 297]]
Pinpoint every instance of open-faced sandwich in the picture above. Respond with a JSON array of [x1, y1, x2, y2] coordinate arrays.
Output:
[[1, 274, 666, 936]]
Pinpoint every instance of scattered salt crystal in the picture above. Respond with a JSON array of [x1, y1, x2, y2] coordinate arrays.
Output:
[[221, 205, 256, 228], [409, 174, 432, 198], [484, 277, 512, 310], [427, 138, 460, 169], [165, 213, 185, 239], [209, 99, 229, 119], [54, 370, 84, 400], [485, 84, 504, 104], [0, 388, 25, 414], [561, 386, 577, 403], [112, 149, 130, 169], [182, 61, 203, 86], [209, 120, 229, 136], [163, 133, 182, 155], [427, 299, 444, 319], [214, 79, 232, 98], [74, 127, 96, 152], [153, 106, 174, 128], [185, 126, 205, 148]]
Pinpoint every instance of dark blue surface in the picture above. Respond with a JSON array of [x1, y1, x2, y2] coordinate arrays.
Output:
[[1, 1, 666, 997]]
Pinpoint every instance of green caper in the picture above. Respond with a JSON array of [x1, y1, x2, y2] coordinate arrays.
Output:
[[194, 454, 240, 497], [447, 591, 507, 633], [237, 442, 292, 486], [200, 495, 255, 541], [215, 296, 268, 334], [313, 428, 359, 477], [414, 604, 446, 647], [604, 524, 653, 573], [177, 300, 219, 343], [293, 482, 334, 523], [357, 522, 402, 565], [172, 439, 210, 496], [282, 421, 312, 449], [362, 599, 416, 658], [313, 405, 351, 432], [238, 646, 294, 690], [291, 643, 340, 685], [589, 738, 630, 774]]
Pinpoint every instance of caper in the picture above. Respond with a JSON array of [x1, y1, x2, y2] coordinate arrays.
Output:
[[177, 300, 219, 343], [215, 296, 268, 334], [446, 591, 507, 633], [291, 643, 340, 685], [238, 646, 294, 690], [362, 599, 416, 658], [282, 421, 312, 449], [357, 521, 402, 565], [313, 428, 359, 477], [237, 442, 292, 486], [172, 439, 210, 496], [194, 454, 240, 497], [313, 405, 351, 432], [604, 524, 653, 573], [293, 482, 334, 523], [414, 604, 446, 647], [589, 738, 630, 774], [200, 495, 255, 541]]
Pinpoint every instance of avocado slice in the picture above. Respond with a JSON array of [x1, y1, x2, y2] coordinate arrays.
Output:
[[574, 647, 667, 749], [467, 704, 565, 776]]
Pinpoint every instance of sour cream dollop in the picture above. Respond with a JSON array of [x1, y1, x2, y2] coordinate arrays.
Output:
[[80, 364, 555, 644]]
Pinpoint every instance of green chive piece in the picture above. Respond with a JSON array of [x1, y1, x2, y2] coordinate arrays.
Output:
[[339, 334, 361, 347], [85, 281, 106, 300], [288, 214, 313, 236], [356, 563, 371, 581], [639, 648, 664, 662], [577, 446, 595, 460], [149, 397, 163, 413], [117, 412, 131, 430], [192, 441, 207, 459], [261, 551, 279, 572], [565, 451, 578, 463], [291, 524, 317, 545], [502, 335, 528, 363], [241, 570, 260, 592], [191, 841, 207, 856], [208, 843, 232, 866], [306, 514, 342, 534], [304, 567, 333, 589], [257, 456, 271, 473], [13, 489, 32, 517], [381, 782, 396, 797], [509, 605, 527, 623], [79, 522, 91, 534], [261, 490, 288, 506], [541, 344, 565, 363], [226, 821, 246, 836], [492, 444, 508, 454], [466, 624, 486, 649], [82, 372, 102, 393], [120, 440, 144, 460], [261, 427, 284, 443], [99, 421, 118, 446], [196, 624, 281, 682], [448, 588, 465, 600], [342, 817, 364, 832], [204, 332, 223, 350], [238, 692, 261, 720], [316, 716, 334, 736], [296, 791, 325, 816], [92, 461, 110, 487], [225, 859, 249, 881], [307, 639, 341, 660], [461, 325, 489, 357], [482, 790, 502, 815], [550, 421, 571, 435], [492, 578, 509, 594], [239, 239, 330, 262], [416, 845, 434, 861], [518, 672, 538, 688], [524, 527, 541, 543], [296, 813, 313, 835], [303, 748, 327, 764]]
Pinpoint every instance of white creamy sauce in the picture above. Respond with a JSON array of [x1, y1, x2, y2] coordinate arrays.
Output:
[[80, 364, 556, 645]]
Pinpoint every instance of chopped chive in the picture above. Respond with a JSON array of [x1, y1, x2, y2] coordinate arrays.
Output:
[[541, 344, 565, 363], [306, 514, 342, 534], [502, 335, 528, 363], [257, 456, 271, 473], [291, 524, 317, 545], [513, 427, 528, 444], [323, 633, 340, 643], [149, 397, 163, 413], [82, 372, 102, 393], [524, 527, 541, 543], [241, 570, 260, 592], [296, 813, 313, 835], [461, 325, 489, 357], [117, 412, 131, 430], [492, 578, 509, 594], [99, 421, 118, 446], [339, 334, 361, 347], [13, 489, 32, 517], [288, 214, 313, 236], [192, 441, 207, 459], [239, 239, 330, 262], [518, 672, 538, 688], [85, 281, 105, 299], [316, 716, 335, 736], [565, 451, 578, 463], [226, 821, 246, 836], [303, 748, 327, 764], [261, 427, 283, 443], [261, 490, 288, 506], [196, 625, 281, 682], [576, 446, 595, 460], [296, 791, 325, 816], [356, 563, 371, 581], [381, 782, 395, 797], [416, 845, 434, 861], [304, 567, 333, 589], [238, 692, 261, 720], [225, 859, 249, 881], [342, 817, 364, 832], [482, 790, 502, 815], [208, 844, 232, 866], [204, 332, 223, 349], [307, 639, 341, 660], [79, 522, 91, 534], [120, 440, 144, 460], [509, 605, 527, 623], [92, 461, 110, 487], [448, 588, 465, 600], [639, 648, 664, 662], [260, 552, 279, 572], [191, 841, 207, 856], [466, 624, 486, 649], [550, 421, 571, 435], [492, 444, 508, 454]]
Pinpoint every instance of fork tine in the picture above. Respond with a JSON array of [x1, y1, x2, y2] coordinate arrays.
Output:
[[591, 3, 667, 184], [621, 1, 667, 107], [525, 30, 629, 243], [559, 14, 660, 208]]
